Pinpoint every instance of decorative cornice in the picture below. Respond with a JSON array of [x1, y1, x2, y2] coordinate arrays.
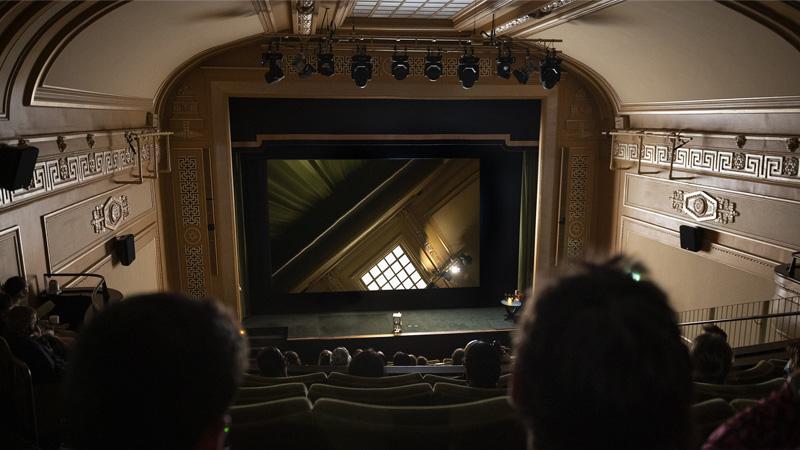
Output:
[[618, 95, 800, 115], [31, 85, 153, 111], [505, 0, 624, 38]]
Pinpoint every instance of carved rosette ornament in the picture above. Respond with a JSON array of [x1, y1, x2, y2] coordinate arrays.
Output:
[[669, 190, 738, 224], [92, 195, 130, 234]]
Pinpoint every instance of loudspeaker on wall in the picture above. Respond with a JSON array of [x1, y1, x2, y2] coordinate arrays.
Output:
[[114, 234, 136, 266], [0, 144, 39, 191], [679, 225, 704, 252]]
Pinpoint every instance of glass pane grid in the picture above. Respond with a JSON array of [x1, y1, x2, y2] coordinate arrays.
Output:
[[361, 245, 427, 291], [351, 0, 475, 18]]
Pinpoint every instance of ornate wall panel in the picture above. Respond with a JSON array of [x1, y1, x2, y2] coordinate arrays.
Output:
[[172, 149, 210, 298], [41, 181, 155, 272], [564, 150, 593, 259], [0, 225, 25, 281]]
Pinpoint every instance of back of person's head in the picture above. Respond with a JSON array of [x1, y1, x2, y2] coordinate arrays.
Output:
[[6, 305, 36, 336], [375, 350, 386, 366], [451, 348, 465, 365], [284, 350, 301, 367], [318, 349, 332, 366], [0, 292, 14, 316], [691, 333, 733, 384], [332, 347, 351, 366], [2, 276, 28, 302], [257, 347, 287, 377], [417, 356, 428, 366], [512, 258, 692, 450], [407, 353, 417, 365], [464, 341, 501, 388], [65, 293, 246, 450], [349, 349, 385, 377], [701, 324, 728, 342], [393, 351, 415, 366]]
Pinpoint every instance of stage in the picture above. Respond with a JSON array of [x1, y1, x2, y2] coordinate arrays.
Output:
[[242, 307, 517, 361]]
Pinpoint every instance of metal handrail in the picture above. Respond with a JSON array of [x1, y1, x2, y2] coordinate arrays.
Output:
[[679, 310, 799, 327]]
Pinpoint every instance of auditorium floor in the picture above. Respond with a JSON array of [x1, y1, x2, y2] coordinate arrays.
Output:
[[243, 307, 516, 340]]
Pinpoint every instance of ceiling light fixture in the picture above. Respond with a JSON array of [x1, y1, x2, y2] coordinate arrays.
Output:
[[350, 44, 372, 88], [539, 48, 561, 90], [261, 45, 285, 84], [457, 46, 479, 89], [424, 48, 443, 81], [391, 46, 410, 81]]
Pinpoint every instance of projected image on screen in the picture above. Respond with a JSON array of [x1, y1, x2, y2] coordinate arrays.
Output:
[[269, 158, 480, 294]]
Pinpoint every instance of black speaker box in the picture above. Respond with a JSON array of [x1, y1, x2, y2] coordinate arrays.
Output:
[[0, 144, 39, 191], [679, 225, 704, 252], [114, 234, 136, 266]]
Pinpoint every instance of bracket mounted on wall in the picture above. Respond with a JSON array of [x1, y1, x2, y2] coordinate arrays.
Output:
[[115, 130, 174, 185]]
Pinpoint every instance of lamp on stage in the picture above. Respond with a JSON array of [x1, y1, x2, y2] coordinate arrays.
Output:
[[501, 290, 523, 321], [393, 312, 403, 335]]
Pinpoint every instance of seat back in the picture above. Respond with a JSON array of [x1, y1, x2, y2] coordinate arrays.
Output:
[[326, 372, 423, 388], [0, 336, 37, 444], [423, 374, 467, 386], [729, 398, 759, 412], [691, 398, 735, 446], [432, 382, 507, 404], [241, 372, 326, 387], [234, 382, 307, 405], [693, 378, 786, 402], [308, 383, 433, 406], [497, 373, 512, 388], [229, 397, 318, 450], [727, 360, 780, 385], [313, 396, 525, 450]]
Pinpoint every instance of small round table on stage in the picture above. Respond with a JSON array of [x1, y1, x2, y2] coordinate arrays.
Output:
[[500, 298, 523, 321]]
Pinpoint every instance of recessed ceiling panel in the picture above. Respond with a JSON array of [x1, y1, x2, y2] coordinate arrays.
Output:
[[351, 0, 475, 19]]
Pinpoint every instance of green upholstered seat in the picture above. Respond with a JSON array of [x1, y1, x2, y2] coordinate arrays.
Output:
[[234, 382, 307, 405], [326, 372, 423, 388], [307, 382, 433, 406], [432, 382, 507, 404], [241, 371, 327, 388]]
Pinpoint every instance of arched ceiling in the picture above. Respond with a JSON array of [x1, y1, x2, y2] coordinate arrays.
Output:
[[35, 0, 800, 109]]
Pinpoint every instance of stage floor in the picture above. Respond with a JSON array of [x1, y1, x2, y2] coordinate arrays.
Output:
[[243, 307, 516, 340]]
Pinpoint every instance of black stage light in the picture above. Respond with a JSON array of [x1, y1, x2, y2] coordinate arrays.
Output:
[[457, 48, 480, 89], [317, 52, 335, 77], [512, 68, 529, 84], [539, 48, 562, 90], [292, 53, 316, 79], [261, 51, 285, 84], [350, 47, 372, 88], [391, 50, 410, 81], [496, 48, 515, 80], [512, 50, 536, 85], [424, 49, 443, 81]]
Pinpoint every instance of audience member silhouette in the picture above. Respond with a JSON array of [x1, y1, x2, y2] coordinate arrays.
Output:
[[284, 350, 301, 367], [65, 293, 246, 450], [0, 292, 15, 336], [2, 276, 28, 305], [5, 306, 65, 384], [691, 332, 733, 384], [349, 349, 385, 378], [392, 351, 415, 366], [451, 347, 465, 365], [464, 340, 501, 388], [416, 356, 428, 366], [256, 347, 287, 377], [511, 259, 692, 450], [332, 347, 351, 367], [701, 324, 728, 342], [318, 349, 332, 366]]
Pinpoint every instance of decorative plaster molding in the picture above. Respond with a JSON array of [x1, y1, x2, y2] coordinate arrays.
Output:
[[91, 194, 129, 233], [613, 141, 800, 185], [617, 95, 800, 115], [565, 154, 590, 258], [176, 156, 207, 298], [0, 146, 136, 211], [669, 190, 739, 224], [32, 85, 154, 111]]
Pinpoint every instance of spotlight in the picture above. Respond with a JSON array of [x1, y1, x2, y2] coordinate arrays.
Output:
[[292, 52, 316, 79], [261, 50, 284, 84], [391, 48, 410, 81], [512, 49, 536, 85], [539, 48, 562, 90], [448, 264, 461, 275], [317, 42, 335, 77], [424, 48, 443, 81], [496, 47, 515, 80], [351, 46, 372, 88], [457, 47, 480, 89]]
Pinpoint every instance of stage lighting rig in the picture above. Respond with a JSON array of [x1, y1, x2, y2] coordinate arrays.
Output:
[[539, 48, 562, 90], [512, 49, 536, 85], [391, 47, 410, 81], [317, 40, 335, 77], [424, 48, 443, 81], [457, 47, 480, 89], [292, 51, 316, 79], [496, 45, 515, 80], [261, 48, 285, 84], [351, 45, 373, 88]]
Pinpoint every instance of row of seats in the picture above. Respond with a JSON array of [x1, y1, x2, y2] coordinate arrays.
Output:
[[242, 371, 512, 389], [235, 382, 508, 406], [725, 359, 787, 385], [229, 396, 526, 450]]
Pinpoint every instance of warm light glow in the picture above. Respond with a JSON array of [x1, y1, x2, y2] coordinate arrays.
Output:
[[449, 264, 461, 275]]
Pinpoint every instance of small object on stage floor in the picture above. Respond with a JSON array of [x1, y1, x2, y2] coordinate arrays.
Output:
[[501, 295, 523, 321], [393, 312, 403, 334]]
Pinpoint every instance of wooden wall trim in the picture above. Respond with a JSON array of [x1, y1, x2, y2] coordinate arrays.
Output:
[[0, 225, 26, 278]]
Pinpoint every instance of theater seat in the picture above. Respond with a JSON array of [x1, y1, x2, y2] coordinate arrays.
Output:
[[423, 374, 467, 386], [729, 398, 759, 412], [693, 378, 786, 402], [326, 372, 423, 388], [0, 336, 37, 445], [307, 383, 433, 406], [497, 373, 512, 388], [241, 372, 326, 387], [726, 360, 780, 385], [691, 398, 735, 447], [234, 382, 307, 405], [229, 397, 318, 450], [312, 396, 526, 450], [432, 383, 507, 404]]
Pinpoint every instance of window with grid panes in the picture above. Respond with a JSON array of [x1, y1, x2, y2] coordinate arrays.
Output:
[[360, 245, 427, 290]]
